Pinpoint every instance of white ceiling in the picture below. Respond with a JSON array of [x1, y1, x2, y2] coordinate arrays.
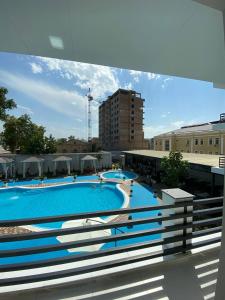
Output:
[[0, 0, 225, 84]]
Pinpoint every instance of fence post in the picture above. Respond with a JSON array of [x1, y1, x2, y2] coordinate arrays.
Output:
[[161, 188, 194, 253]]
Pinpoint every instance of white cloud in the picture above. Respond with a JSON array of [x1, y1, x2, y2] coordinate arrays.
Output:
[[29, 62, 43, 74], [171, 120, 186, 128], [17, 104, 34, 115], [161, 111, 171, 118], [144, 125, 168, 137], [161, 77, 173, 89], [0, 70, 89, 136], [147, 73, 161, 80], [129, 70, 142, 83], [0, 70, 86, 117], [122, 82, 133, 90], [144, 119, 195, 138], [35, 57, 119, 99], [129, 70, 161, 82]]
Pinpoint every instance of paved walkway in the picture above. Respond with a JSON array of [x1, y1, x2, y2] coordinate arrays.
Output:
[[3, 247, 220, 300]]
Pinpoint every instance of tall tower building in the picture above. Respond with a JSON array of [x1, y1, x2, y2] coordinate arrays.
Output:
[[99, 89, 146, 150]]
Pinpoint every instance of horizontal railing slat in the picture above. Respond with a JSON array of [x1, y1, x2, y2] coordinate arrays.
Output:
[[0, 226, 221, 272], [0, 205, 222, 243], [0, 212, 194, 242], [0, 236, 221, 287], [0, 216, 222, 258]]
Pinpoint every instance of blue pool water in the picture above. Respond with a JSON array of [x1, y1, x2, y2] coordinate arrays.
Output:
[[0, 182, 124, 228], [0, 178, 160, 265], [0, 175, 99, 188], [102, 170, 137, 180]]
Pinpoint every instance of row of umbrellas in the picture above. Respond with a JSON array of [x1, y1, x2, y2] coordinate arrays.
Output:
[[0, 155, 98, 178]]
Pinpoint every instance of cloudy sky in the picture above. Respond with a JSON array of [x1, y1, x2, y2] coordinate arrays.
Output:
[[0, 51, 225, 139]]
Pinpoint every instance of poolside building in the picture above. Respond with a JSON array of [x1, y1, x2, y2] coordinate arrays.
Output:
[[99, 89, 148, 151], [153, 113, 225, 155]]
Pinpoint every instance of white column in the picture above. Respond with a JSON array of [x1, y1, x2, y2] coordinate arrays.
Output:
[[22, 162, 26, 178], [191, 137, 194, 153], [66, 161, 71, 175], [215, 157, 225, 300], [10, 163, 13, 177], [162, 188, 194, 250], [37, 162, 42, 177], [3, 164, 8, 179], [53, 161, 57, 176], [220, 135, 224, 155]]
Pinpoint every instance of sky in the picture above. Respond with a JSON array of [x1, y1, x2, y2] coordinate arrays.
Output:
[[0, 51, 225, 140]]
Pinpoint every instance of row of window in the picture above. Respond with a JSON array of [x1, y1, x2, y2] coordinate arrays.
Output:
[[193, 137, 220, 146]]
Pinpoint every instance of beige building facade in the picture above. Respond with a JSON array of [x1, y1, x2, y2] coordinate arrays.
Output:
[[154, 115, 225, 155], [99, 89, 147, 151]]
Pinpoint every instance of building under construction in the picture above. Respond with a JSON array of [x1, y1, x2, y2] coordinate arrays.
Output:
[[99, 89, 148, 151]]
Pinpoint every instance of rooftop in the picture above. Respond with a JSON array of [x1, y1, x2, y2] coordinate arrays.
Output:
[[124, 150, 223, 167]]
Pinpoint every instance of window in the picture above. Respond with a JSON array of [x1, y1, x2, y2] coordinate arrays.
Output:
[[215, 138, 220, 145], [195, 151, 198, 154], [209, 138, 213, 145], [200, 139, 203, 145], [195, 139, 198, 145], [131, 136, 134, 140], [165, 140, 170, 151], [186, 140, 189, 145], [131, 104, 134, 108]]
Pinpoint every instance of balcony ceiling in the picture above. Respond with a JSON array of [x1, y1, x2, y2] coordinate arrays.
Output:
[[0, 0, 225, 84], [194, 0, 225, 11]]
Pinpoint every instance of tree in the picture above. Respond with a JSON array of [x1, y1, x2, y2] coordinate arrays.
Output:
[[68, 135, 75, 141], [44, 134, 57, 154], [1, 114, 56, 154], [57, 138, 67, 144], [160, 151, 189, 188], [0, 87, 16, 121]]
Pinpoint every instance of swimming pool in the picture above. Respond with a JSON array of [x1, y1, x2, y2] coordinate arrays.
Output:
[[0, 176, 160, 265], [101, 170, 137, 180], [0, 182, 125, 228]]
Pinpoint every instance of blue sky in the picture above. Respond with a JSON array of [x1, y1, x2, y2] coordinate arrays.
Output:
[[0, 51, 225, 139]]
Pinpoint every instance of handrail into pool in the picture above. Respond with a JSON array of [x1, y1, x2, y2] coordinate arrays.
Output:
[[0, 196, 222, 292]]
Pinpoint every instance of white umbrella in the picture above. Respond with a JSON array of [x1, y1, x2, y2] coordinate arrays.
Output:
[[56, 218, 111, 252]]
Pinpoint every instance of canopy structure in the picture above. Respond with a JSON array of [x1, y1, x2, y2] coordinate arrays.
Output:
[[52, 156, 72, 176], [57, 218, 111, 252], [0, 157, 14, 179], [21, 156, 44, 178], [80, 155, 97, 174]]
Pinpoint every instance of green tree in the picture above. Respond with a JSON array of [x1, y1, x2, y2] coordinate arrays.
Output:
[[44, 134, 57, 154], [0, 87, 16, 121], [68, 135, 75, 141], [2, 114, 56, 154], [57, 138, 67, 144], [160, 151, 189, 188]]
